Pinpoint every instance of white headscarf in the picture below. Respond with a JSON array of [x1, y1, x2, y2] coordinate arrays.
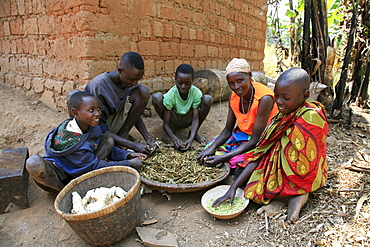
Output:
[[225, 58, 251, 76]]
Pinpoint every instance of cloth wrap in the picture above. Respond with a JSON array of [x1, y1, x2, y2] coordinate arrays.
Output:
[[242, 101, 329, 204], [225, 58, 251, 76]]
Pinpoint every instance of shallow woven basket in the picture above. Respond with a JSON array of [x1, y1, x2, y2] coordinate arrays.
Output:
[[54, 166, 141, 246], [140, 163, 230, 193]]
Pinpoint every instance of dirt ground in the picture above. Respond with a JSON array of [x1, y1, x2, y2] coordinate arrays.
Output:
[[0, 83, 369, 247]]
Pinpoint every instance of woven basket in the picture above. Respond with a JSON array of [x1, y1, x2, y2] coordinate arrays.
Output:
[[54, 166, 141, 246], [140, 163, 230, 193]]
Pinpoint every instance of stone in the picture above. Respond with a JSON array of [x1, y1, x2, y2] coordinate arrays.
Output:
[[23, 76, 32, 90], [136, 227, 178, 247], [40, 90, 56, 110], [32, 77, 45, 93], [62, 80, 76, 94], [45, 78, 63, 94], [4, 73, 16, 86], [141, 218, 158, 226], [0, 147, 29, 214], [14, 74, 24, 87]]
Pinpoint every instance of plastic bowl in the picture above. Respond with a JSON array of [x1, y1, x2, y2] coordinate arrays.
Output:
[[201, 185, 249, 219]]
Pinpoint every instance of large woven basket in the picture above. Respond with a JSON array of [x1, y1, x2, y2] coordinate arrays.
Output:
[[54, 166, 141, 246], [141, 163, 230, 193]]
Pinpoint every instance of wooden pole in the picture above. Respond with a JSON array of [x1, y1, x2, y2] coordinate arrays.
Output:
[[331, 0, 358, 118], [301, 0, 312, 72], [359, 61, 370, 107]]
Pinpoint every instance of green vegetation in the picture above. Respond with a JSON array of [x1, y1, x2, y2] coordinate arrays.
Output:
[[264, 0, 370, 115]]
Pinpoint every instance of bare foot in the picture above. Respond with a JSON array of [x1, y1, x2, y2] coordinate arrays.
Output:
[[286, 193, 309, 223], [194, 132, 207, 144], [256, 200, 286, 215]]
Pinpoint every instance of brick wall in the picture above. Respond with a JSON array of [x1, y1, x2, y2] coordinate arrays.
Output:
[[0, 0, 268, 110]]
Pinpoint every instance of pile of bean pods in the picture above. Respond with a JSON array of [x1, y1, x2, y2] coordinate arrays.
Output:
[[140, 146, 224, 184]]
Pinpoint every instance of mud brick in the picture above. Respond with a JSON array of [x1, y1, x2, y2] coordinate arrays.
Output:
[[0, 147, 29, 213]]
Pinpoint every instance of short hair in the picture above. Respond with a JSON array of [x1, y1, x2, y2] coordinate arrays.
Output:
[[119, 52, 144, 70], [66, 90, 82, 117], [69, 91, 96, 110], [175, 64, 194, 80], [278, 67, 310, 92]]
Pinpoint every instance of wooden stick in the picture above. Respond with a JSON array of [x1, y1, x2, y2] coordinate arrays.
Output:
[[338, 189, 361, 192], [265, 212, 269, 233], [327, 119, 344, 123], [355, 194, 369, 219], [346, 166, 370, 174], [359, 183, 365, 196]]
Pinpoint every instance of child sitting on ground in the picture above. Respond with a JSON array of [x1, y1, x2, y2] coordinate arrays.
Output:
[[26, 91, 146, 192], [212, 67, 329, 223], [152, 64, 213, 151]]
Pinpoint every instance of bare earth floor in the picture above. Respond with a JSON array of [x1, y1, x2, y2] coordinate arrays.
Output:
[[0, 84, 369, 246]]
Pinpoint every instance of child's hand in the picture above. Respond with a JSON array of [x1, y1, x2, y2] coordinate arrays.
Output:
[[173, 139, 184, 151], [181, 139, 193, 151], [145, 141, 157, 154], [129, 157, 145, 170], [212, 188, 236, 208], [128, 152, 147, 160], [132, 143, 152, 155]]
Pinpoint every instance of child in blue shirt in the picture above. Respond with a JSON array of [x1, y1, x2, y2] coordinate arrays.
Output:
[[152, 64, 213, 151], [26, 91, 146, 192]]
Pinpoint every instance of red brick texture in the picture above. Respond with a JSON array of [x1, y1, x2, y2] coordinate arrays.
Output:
[[0, 0, 268, 110]]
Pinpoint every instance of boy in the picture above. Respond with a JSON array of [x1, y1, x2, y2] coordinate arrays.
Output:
[[26, 91, 146, 192], [212, 67, 329, 223], [85, 52, 156, 155], [152, 64, 213, 151]]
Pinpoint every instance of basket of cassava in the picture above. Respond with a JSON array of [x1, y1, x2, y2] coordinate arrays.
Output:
[[54, 166, 141, 246], [139, 146, 230, 193]]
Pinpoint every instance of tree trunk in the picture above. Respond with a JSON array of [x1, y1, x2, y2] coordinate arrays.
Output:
[[320, 40, 336, 107], [350, 44, 364, 100], [331, 0, 358, 118], [289, 0, 297, 65], [310, 0, 327, 83], [358, 1, 370, 108], [358, 61, 370, 107], [324, 41, 336, 87], [307, 0, 333, 109], [301, 0, 311, 72], [354, 0, 370, 107]]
